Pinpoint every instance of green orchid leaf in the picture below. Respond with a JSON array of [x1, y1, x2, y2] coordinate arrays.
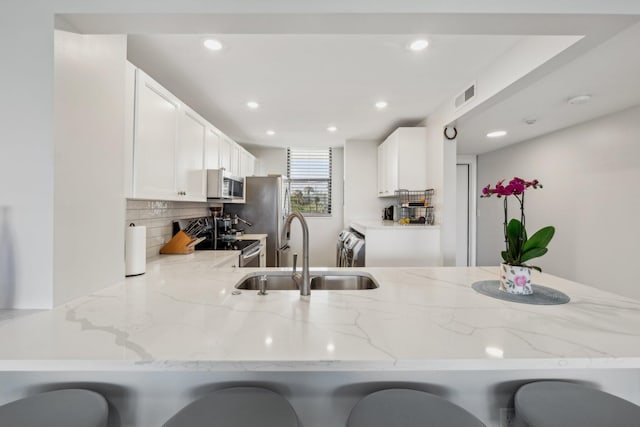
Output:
[[520, 247, 548, 263], [522, 226, 555, 252], [527, 265, 542, 273], [501, 251, 508, 262], [506, 219, 526, 261]]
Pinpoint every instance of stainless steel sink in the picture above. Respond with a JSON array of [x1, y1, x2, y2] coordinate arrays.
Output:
[[234, 271, 379, 291], [309, 274, 378, 290]]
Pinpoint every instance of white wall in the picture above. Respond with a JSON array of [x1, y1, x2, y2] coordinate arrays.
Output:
[[53, 31, 127, 306], [247, 146, 287, 177], [343, 139, 388, 227], [477, 105, 640, 300], [252, 146, 344, 267]]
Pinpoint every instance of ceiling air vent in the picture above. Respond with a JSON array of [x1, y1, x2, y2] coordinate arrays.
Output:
[[454, 81, 476, 109]]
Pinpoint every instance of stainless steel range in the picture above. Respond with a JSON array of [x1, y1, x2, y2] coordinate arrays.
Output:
[[173, 217, 261, 267]]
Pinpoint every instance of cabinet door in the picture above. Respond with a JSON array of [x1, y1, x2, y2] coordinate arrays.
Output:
[[246, 152, 256, 177], [377, 144, 385, 197], [228, 140, 240, 176], [205, 128, 221, 169], [385, 135, 399, 195], [220, 137, 231, 172], [176, 107, 206, 201], [397, 128, 428, 190], [133, 69, 179, 200]]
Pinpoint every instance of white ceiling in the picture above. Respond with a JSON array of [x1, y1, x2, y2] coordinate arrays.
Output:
[[127, 34, 523, 147], [61, 12, 640, 151], [456, 21, 640, 154]]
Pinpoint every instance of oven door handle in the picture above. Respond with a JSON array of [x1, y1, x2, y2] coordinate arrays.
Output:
[[241, 245, 262, 260]]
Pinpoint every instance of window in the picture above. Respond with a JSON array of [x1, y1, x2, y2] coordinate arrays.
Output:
[[287, 148, 332, 216]]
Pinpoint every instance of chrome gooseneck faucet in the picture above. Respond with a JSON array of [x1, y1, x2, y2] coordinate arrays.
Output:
[[281, 212, 310, 296]]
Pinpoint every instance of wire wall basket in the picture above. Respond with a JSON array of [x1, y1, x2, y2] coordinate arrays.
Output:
[[395, 189, 435, 225]]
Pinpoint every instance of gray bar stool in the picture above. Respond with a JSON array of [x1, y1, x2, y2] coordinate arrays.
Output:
[[347, 388, 486, 427], [162, 387, 299, 427], [0, 389, 108, 427], [513, 381, 640, 427]]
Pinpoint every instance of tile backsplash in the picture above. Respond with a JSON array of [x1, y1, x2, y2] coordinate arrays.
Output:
[[126, 200, 218, 259]]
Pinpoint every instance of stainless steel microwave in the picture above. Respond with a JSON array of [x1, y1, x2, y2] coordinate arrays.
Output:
[[207, 169, 245, 199]]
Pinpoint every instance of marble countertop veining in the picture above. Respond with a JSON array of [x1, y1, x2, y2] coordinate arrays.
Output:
[[1, 251, 640, 371]]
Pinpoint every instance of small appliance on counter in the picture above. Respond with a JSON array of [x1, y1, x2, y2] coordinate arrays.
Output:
[[171, 214, 262, 267], [382, 205, 395, 221]]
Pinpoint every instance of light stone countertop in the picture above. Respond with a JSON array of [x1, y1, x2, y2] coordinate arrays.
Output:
[[237, 233, 268, 241], [350, 219, 440, 234], [1, 251, 640, 371]]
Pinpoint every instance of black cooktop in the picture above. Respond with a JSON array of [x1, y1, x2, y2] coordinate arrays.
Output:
[[195, 238, 259, 252]]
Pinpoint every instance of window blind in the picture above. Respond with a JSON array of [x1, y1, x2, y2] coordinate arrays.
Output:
[[287, 148, 332, 215]]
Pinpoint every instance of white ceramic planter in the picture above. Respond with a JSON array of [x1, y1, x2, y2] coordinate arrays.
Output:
[[499, 263, 533, 295]]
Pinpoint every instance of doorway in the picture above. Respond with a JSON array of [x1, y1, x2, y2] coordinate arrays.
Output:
[[456, 155, 477, 266]]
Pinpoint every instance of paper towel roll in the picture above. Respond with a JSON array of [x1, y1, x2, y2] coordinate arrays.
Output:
[[125, 224, 146, 277]]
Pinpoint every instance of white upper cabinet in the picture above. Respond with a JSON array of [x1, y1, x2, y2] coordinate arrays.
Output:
[[133, 68, 180, 200], [239, 148, 256, 178], [220, 136, 241, 176], [377, 127, 427, 197], [175, 106, 206, 201], [127, 63, 255, 202], [205, 127, 221, 170]]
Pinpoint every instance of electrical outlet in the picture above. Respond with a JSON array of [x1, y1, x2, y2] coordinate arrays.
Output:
[[499, 408, 515, 427]]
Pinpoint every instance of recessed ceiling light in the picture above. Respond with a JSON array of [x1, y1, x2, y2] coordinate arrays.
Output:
[[247, 101, 259, 109], [266, 130, 275, 136], [327, 126, 338, 133], [375, 101, 388, 109], [408, 39, 429, 51], [203, 39, 223, 51], [487, 130, 507, 138], [567, 94, 592, 105]]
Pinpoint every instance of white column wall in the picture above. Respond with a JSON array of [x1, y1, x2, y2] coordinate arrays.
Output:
[[53, 31, 127, 306]]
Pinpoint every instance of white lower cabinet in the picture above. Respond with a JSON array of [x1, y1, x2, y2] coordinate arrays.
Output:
[[351, 222, 441, 267]]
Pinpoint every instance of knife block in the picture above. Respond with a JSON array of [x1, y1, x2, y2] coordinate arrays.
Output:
[[159, 230, 196, 254]]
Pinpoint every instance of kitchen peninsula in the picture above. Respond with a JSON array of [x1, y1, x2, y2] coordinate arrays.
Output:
[[1, 253, 639, 425], [350, 220, 441, 266]]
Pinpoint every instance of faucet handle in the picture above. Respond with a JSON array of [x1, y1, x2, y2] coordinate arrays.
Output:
[[292, 253, 298, 273], [258, 274, 268, 295]]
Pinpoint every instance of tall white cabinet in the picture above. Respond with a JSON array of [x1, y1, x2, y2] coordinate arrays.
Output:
[[377, 127, 427, 197]]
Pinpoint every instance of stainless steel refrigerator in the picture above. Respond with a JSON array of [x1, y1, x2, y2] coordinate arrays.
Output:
[[225, 175, 291, 267]]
